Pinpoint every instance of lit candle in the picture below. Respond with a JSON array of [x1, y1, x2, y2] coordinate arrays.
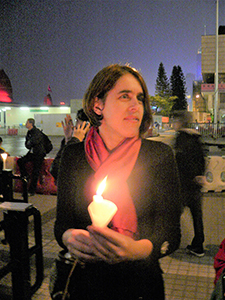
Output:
[[88, 176, 118, 228], [1, 153, 8, 170]]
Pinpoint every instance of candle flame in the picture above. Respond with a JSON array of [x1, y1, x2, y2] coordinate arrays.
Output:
[[96, 176, 107, 196], [1, 153, 7, 161]]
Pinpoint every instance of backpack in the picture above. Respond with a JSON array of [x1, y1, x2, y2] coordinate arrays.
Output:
[[41, 131, 53, 154]]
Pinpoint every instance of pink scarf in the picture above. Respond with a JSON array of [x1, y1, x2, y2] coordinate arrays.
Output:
[[85, 127, 141, 239]]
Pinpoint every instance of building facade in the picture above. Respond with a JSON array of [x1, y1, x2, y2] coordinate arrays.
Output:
[[201, 31, 225, 122]]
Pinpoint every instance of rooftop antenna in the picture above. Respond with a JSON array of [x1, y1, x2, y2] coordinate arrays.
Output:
[[204, 25, 206, 36]]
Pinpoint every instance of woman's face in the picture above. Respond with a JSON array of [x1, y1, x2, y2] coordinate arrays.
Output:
[[95, 73, 144, 149]]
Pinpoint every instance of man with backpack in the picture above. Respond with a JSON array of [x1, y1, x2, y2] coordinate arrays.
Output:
[[17, 118, 52, 196], [172, 111, 206, 257]]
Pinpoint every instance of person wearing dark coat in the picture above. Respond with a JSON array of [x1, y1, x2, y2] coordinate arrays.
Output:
[[50, 109, 90, 184], [51, 64, 182, 300], [172, 110, 206, 257], [17, 118, 46, 196]]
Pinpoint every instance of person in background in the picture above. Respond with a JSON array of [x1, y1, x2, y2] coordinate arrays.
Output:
[[172, 110, 206, 257], [50, 109, 90, 183], [17, 118, 46, 196], [51, 64, 181, 300]]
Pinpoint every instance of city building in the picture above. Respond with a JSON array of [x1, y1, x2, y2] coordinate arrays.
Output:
[[0, 97, 83, 136], [201, 26, 225, 123]]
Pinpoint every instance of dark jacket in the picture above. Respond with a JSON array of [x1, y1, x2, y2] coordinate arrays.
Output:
[[173, 128, 206, 191], [55, 138, 181, 259], [25, 126, 46, 156], [54, 139, 181, 299], [50, 137, 80, 182]]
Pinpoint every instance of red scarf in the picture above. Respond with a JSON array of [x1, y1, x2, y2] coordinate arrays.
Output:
[[85, 127, 141, 239]]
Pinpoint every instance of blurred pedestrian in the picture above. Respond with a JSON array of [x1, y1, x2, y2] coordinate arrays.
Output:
[[17, 118, 46, 196], [172, 110, 206, 257]]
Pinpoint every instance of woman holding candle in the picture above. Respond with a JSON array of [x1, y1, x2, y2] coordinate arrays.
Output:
[[52, 64, 181, 300]]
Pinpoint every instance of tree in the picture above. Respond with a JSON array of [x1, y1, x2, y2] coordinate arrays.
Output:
[[170, 65, 187, 112], [150, 95, 177, 117], [155, 62, 170, 98], [152, 62, 175, 116]]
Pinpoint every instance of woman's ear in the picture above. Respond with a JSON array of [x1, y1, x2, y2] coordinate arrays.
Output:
[[93, 97, 104, 115]]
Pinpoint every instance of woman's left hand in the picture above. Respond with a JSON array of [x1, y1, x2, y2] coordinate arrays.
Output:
[[61, 114, 74, 143], [73, 121, 90, 141], [87, 226, 153, 264]]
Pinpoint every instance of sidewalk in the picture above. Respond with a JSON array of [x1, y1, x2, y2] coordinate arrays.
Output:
[[0, 191, 223, 299]]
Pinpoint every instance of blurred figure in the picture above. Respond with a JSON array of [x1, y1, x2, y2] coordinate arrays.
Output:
[[17, 118, 46, 196], [172, 110, 206, 257], [50, 109, 90, 183]]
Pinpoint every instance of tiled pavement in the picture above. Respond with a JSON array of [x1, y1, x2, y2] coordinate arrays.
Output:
[[0, 191, 224, 299]]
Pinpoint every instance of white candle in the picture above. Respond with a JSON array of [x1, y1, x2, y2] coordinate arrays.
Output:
[[88, 176, 118, 227], [1, 153, 7, 170]]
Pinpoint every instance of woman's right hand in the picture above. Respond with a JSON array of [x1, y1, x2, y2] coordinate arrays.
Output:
[[62, 229, 97, 262]]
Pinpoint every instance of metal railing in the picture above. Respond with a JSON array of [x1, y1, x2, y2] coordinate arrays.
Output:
[[161, 122, 225, 139], [189, 123, 225, 139]]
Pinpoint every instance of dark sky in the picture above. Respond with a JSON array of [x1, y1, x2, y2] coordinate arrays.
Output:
[[1, 0, 225, 106]]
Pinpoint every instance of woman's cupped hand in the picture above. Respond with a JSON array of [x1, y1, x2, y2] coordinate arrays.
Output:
[[62, 227, 152, 264]]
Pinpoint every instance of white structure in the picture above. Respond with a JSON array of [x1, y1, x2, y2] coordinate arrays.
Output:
[[0, 98, 84, 136]]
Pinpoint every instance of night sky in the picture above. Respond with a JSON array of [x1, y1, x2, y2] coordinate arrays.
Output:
[[1, 0, 225, 106]]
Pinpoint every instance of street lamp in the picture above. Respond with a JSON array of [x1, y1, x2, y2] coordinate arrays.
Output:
[[214, 0, 219, 127]]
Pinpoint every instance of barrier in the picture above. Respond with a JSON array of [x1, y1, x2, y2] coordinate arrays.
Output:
[[201, 156, 225, 192], [7, 129, 18, 135], [7, 155, 225, 193], [14, 157, 57, 195], [0, 156, 57, 195]]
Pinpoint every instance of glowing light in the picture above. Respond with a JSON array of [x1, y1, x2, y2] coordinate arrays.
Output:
[[88, 176, 118, 228], [0, 90, 12, 103], [60, 106, 69, 110], [1, 153, 8, 170], [96, 176, 107, 196]]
